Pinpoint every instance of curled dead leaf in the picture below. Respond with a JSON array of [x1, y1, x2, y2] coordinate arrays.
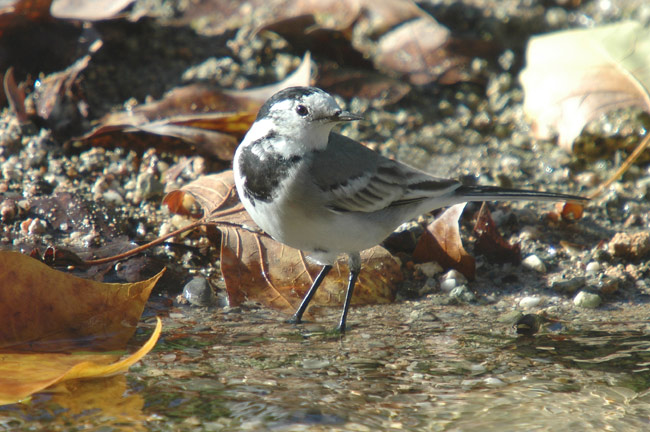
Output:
[[412, 203, 475, 280]]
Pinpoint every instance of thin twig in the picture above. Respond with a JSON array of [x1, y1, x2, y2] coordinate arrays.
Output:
[[588, 133, 650, 199]]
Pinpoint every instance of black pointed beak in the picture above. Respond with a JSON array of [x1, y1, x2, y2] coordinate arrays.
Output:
[[332, 110, 363, 122]]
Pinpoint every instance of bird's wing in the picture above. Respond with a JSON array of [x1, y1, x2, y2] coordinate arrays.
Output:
[[310, 133, 461, 213]]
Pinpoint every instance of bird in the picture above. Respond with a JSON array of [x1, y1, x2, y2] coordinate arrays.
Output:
[[233, 86, 588, 333]]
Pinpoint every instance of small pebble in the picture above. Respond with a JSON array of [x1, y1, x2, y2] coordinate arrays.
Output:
[[302, 358, 331, 369], [449, 285, 475, 303], [27, 218, 47, 235], [442, 269, 468, 284], [608, 231, 650, 259], [589, 276, 620, 295], [522, 254, 546, 273], [585, 261, 601, 275], [182, 276, 216, 306], [134, 171, 164, 201], [102, 189, 124, 205], [551, 276, 586, 294], [573, 291, 602, 309], [519, 296, 543, 309], [484, 377, 506, 387], [440, 278, 457, 292]]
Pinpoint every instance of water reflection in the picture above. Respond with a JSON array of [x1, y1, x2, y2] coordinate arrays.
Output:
[[2, 310, 649, 431]]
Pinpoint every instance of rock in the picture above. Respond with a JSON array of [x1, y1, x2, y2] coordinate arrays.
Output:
[[551, 276, 585, 294], [442, 269, 468, 284], [449, 285, 475, 303], [522, 254, 546, 273], [588, 276, 621, 295], [440, 269, 467, 292], [440, 278, 458, 292], [182, 277, 216, 306], [585, 261, 601, 275], [484, 377, 506, 387], [497, 310, 523, 324], [302, 358, 331, 369], [102, 189, 124, 205], [134, 171, 164, 202], [519, 296, 543, 309], [608, 231, 650, 259], [573, 291, 602, 308]]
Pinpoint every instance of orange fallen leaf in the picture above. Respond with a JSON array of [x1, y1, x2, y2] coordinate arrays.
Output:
[[0, 317, 161, 406], [164, 171, 401, 315], [473, 203, 521, 264], [412, 203, 475, 280], [0, 251, 163, 352]]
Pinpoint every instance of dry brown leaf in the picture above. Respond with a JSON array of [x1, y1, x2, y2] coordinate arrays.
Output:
[[373, 16, 468, 85], [318, 67, 411, 106], [164, 171, 401, 315], [260, 0, 473, 85], [0, 251, 163, 352], [472, 203, 521, 265], [0, 0, 53, 30], [30, 46, 101, 133], [50, 0, 135, 20], [520, 21, 650, 150], [0, 318, 161, 406], [3, 67, 28, 123], [80, 52, 312, 160], [412, 203, 475, 280]]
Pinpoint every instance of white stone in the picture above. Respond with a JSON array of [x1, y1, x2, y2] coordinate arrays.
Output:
[[440, 278, 458, 292], [442, 269, 468, 283], [573, 291, 602, 308], [585, 261, 601, 275], [519, 296, 543, 309], [522, 254, 546, 273]]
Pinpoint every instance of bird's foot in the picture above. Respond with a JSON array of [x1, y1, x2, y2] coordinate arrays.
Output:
[[286, 315, 302, 325]]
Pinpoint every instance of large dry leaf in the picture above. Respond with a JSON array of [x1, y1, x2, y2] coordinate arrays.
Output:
[[164, 171, 402, 315], [520, 21, 650, 151], [50, 0, 135, 20], [0, 317, 161, 406], [80, 52, 312, 160], [0, 251, 163, 351], [412, 203, 476, 280]]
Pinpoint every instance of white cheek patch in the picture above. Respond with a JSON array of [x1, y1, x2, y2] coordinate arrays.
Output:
[[244, 118, 275, 144]]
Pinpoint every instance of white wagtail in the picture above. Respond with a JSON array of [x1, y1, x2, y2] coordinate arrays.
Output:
[[233, 86, 588, 333]]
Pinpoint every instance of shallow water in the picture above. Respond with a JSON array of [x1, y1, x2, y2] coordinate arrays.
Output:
[[2, 301, 649, 431]]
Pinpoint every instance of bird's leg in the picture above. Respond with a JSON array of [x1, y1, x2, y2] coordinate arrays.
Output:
[[288, 264, 332, 324], [337, 253, 361, 333]]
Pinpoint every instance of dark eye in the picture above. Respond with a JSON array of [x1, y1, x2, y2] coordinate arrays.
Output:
[[296, 104, 309, 116]]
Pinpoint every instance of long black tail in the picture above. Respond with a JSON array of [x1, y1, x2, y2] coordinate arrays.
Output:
[[455, 185, 588, 203]]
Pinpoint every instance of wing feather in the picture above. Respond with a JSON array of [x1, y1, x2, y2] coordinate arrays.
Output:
[[310, 133, 461, 214]]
